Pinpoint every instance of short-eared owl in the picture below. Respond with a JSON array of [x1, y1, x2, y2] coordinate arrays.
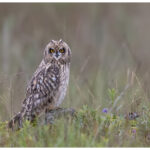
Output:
[[8, 39, 71, 129]]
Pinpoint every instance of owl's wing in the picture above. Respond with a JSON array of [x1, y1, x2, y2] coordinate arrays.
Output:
[[22, 63, 60, 118], [26, 60, 46, 94]]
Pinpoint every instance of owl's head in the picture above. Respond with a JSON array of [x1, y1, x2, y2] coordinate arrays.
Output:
[[44, 39, 71, 64]]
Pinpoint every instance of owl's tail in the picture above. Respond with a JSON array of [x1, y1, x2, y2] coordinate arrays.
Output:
[[8, 112, 23, 130]]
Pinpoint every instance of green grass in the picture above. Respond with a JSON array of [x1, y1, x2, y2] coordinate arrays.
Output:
[[1, 104, 150, 147]]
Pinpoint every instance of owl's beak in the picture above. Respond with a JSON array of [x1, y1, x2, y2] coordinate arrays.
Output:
[[55, 52, 59, 58], [55, 52, 60, 59]]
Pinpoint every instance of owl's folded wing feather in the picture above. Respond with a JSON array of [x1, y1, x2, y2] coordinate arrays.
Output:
[[21, 63, 60, 119]]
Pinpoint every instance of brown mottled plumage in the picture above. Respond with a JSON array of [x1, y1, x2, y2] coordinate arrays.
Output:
[[8, 39, 71, 129]]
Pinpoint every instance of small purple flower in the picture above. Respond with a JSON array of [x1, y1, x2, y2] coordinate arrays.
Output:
[[102, 108, 108, 113], [132, 129, 136, 134]]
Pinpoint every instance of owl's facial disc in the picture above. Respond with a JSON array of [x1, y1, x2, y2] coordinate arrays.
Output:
[[44, 40, 71, 64]]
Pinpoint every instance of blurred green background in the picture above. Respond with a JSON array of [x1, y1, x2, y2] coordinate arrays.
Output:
[[0, 3, 150, 121]]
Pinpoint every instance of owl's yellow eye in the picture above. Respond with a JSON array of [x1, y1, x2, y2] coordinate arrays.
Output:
[[49, 48, 55, 53], [59, 48, 65, 53]]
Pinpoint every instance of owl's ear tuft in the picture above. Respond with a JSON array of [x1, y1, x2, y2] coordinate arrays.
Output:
[[51, 40, 55, 44], [59, 39, 63, 44]]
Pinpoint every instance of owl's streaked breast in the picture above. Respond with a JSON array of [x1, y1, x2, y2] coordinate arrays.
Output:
[[54, 64, 70, 107]]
